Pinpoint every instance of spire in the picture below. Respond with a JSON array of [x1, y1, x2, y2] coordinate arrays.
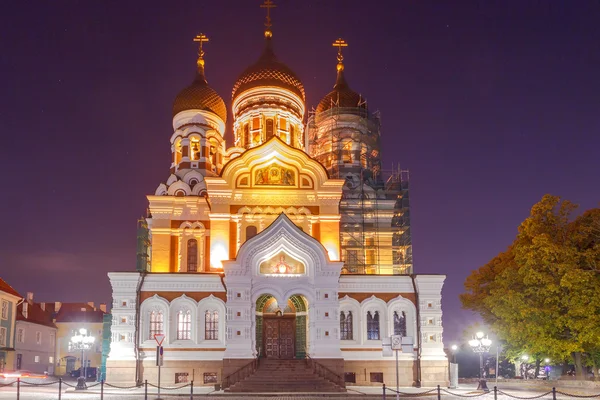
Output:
[[260, 0, 276, 38], [332, 38, 349, 90], [193, 33, 209, 83]]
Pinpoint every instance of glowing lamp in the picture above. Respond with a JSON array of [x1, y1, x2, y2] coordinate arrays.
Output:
[[475, 331, 485, 339], [468, 339, 479, 347]]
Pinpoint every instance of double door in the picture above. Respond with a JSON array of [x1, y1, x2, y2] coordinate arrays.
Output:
[[263, 318, 295, 359]]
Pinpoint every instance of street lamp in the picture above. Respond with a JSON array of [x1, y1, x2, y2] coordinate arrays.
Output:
[[70, 328, 96, 390], [468, 331, 492, 392], [449, 344, 459, 389]]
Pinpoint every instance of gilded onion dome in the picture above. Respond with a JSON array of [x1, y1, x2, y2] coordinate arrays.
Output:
[[232, 37, 305, 102], [316, 40, 365, 114], [172, 46, 227, 123]]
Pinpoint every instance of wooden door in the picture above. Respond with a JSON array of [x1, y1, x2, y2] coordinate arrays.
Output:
[[263, 318, 295, 359]]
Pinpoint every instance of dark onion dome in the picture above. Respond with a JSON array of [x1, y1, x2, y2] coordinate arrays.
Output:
[[232, 37, 305, 102], [172, 60, 227, 123], [316, 64, 366, 114]]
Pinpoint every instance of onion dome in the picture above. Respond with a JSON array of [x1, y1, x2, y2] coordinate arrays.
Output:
[[316, 39, 366, 114], [172, 37, 227, 123], [232, 37, 305, 102]]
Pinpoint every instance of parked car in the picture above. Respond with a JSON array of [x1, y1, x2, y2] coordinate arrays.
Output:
[[69, 367, 97, 380]]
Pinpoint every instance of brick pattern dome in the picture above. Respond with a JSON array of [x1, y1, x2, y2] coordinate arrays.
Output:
[[316, 69, 366, 114], [173, 69, 227, 123], [232, 39, 305, 102]]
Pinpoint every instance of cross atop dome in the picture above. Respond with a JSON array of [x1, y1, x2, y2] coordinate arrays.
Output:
[[332, 38, 348, 72], [260, 0, 276, 38], [193, 33, 209, 70]]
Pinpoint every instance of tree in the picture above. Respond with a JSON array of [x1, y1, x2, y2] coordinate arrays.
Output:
[[460, 195, 600, 378]]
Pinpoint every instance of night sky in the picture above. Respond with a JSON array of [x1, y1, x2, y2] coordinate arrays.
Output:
[[1, 1, 599, 344]]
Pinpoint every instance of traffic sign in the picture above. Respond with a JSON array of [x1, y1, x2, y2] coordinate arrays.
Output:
[[156, 345, 164, 366], [154, 333, 165, 346]]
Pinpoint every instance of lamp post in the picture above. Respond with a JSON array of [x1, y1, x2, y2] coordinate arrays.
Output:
[[449, 344, 458, 389], [521, 355, 529, 379], [468, 331, 491, 392], [70, 328, 95, 390]]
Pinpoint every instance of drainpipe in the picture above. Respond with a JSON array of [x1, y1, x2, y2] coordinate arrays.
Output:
[[410, 274, 422, 388], [134, 271, 147, 385]]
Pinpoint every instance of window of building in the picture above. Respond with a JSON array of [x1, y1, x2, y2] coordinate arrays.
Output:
[[149, 311, 164, 340], [429, 334, 436, 342], [190, 139, 201, 161], [49, 356, 54, 364], [344, 372, 356, 383], [36, 331, 42, 345], [175, 372, 189, 383], [1, 300, 7, 320], [204, 372, 218, 384], [393, 250, 403, 265], [427, 302, 433, 309], [119, 334, 126, 341], [290, 125, 295, 146], [205, 311, 219, 340], [428, 318, 434, 325], [174, 138, 182, 164], [246, 226, 258, 241], [50, 333, 55, 347], [340, 311, 353, 340], [360, 143, 368, 168], [16, 354, 22, 369], [366, 311, 380, 340], [393, 311, 407, 337], [187, 239, 198, 272], [370, 372, 384, 383], [34, 356, 40, 363], [341, 139, 354, 163], [17, 328, 24, 343], [266, 119, 274, 141], [121, 317, 127, 324], [176, 310, 192, 340], [121, 301, 127, 307], [244, 124, 250, 147]]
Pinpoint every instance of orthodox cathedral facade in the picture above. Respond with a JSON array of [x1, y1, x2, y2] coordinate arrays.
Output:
[[106, 8, 447, 389]]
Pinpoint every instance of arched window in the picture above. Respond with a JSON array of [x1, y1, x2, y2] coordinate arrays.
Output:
[[393, 311, 407, 336], [340, 311, 353, 340], [174, 139, 182, 164], [266, 119, 274, 141], [187, 239, 198, 272], [246, 226, 258, 241], [290, 125, 295, 147], [341, 139, 354, 163], [244, 124, 250, 147], [176, 310, 191, 340], [190, 140, 201, 161], [367, 311, 380, 340], [149, 311, 164, 340], [205, 310, 219, 340]]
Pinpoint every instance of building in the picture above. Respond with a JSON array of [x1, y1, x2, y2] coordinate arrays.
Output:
[[50, 302, 106, 376], [0, 278, 22, 372], [14, 293, 58, 374], [106, 6, 447, 389]]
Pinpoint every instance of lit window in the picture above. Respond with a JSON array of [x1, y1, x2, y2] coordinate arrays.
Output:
[[290, 125, 295, 146], [367, 311, 380, 340], [177, 310, 192, 340], [34, 356, 40, 363], [149, 311, 164, 340], [393, 311, 407, 336], [340, 311, 353, 340], [429, 334, 436, 342], [266, 119, 274, 141], [190, 140, 201, 161], [187, 239, 198, 272], [204, 310, 218, 340], [121, 317, 127, 324], [49, 356, 54, 364]]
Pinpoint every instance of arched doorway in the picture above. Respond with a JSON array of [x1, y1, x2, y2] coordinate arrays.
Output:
[[255, 294, 307, 359]]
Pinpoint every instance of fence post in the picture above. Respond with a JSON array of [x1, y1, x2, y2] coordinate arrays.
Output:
[[190, 380, 194, 399], [552, 387, 556, 400], [101, 379, 104, 400], [144, 379, 148, 400], [16, 377, 20, 400], [494, 386, 497, 400], [58, 378, 62, 400], [382, 383, 386, 400], [437, 385, 441, 400]]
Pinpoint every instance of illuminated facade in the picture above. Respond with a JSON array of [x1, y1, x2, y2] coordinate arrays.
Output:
[[106, 10, 447, 389]]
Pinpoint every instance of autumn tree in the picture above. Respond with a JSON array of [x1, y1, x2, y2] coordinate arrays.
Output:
[[460, 195, 600, 378]]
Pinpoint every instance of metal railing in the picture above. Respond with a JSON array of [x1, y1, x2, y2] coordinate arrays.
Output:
[[305, 354, 345, 388], [221, 357, 259, 390]]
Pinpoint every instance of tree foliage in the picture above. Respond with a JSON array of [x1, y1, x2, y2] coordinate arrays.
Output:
[[460, 195, 600, 377]]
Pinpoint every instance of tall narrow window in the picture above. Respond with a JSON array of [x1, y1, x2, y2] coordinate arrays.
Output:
[[149, 311, 164, 340], [266, 119, 274, 140], [187, 239, 198, 272], [290, 125, 295, 147], [342, 139, 353, 163], [205, 310, 219, 340], [340, 311, 353, 340], [394, 311, 407, 336], [367, 311, 380, 340], [177, 310, 191, 340], [244, 124, 250, 147], [246, 226, 258, 241]]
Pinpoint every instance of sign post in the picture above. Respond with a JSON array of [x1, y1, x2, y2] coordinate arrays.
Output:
[[154, 334, 165, 400], [391, 335, 402, 400]]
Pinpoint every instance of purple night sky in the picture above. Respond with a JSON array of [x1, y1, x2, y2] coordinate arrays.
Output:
[[1, 1, 599, 344]]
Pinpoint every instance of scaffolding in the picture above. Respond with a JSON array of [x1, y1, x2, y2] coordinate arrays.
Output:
[[307, 106, 413, 275]]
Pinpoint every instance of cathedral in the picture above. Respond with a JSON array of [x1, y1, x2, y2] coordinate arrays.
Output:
[[106, 4, 447, 389]]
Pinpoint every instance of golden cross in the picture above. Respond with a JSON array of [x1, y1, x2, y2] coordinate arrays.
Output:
[[260, 0, 276, 29], [193, 33, 209, 59], [332, 38, 348, 64]]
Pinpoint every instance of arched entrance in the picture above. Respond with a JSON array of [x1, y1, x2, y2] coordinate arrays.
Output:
[[255, 294, 307, 359]]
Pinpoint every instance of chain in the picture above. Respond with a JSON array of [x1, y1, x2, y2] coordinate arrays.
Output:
[[104, 382, 143, 389], [441, 389, 491, 398], [497, 390, 553, 399], [0, 381, 17, 387], [20, 380, 61, 386], [556, 391, 600, 399]]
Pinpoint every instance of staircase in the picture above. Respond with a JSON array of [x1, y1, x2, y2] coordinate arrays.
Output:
[[226, 358, 346, 392]]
